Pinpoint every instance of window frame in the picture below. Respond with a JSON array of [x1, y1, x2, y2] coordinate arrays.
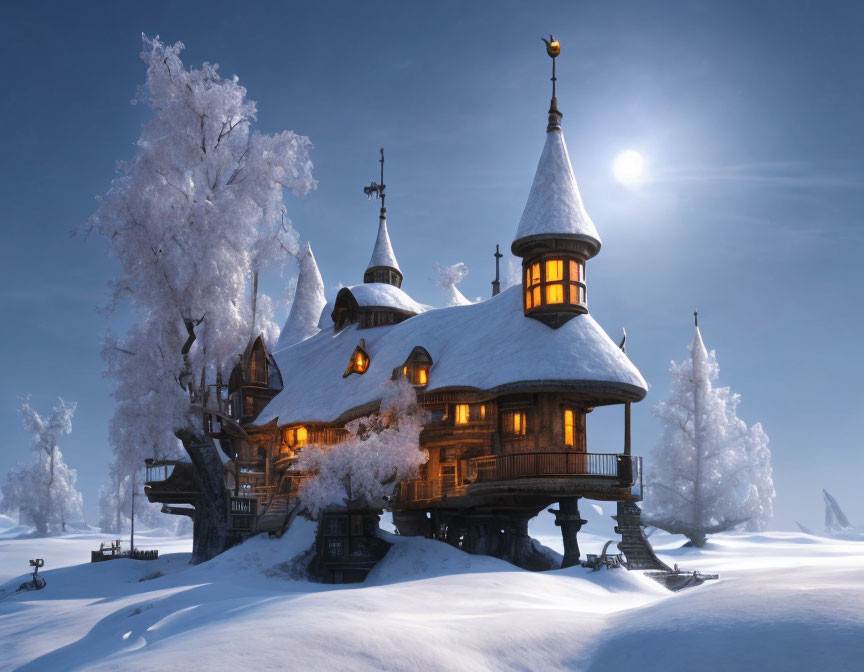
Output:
[[524, 255, 586, 311], [502, 410, 528, 436]]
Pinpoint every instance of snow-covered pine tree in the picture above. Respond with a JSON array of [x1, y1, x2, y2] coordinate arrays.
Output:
[[435, 262, 472, 306], [293, 379, 429, 518], [643, 317, 774, 546], [81, 35, 316, 558], [0, 398, 83, 534]]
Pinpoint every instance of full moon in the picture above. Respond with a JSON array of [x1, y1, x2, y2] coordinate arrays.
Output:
[[613, 150, 645, 185]]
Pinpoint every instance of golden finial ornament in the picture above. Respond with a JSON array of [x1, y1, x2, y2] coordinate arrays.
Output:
[[541, 34, 561, 59], [541, 34, 563, 131]]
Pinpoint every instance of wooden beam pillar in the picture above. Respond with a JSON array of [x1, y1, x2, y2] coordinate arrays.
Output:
[[549, 497, 587, 568], [624, 402, 631, 457]]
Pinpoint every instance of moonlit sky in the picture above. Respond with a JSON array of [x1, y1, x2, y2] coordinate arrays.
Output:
[[1, 1, 862, 530]]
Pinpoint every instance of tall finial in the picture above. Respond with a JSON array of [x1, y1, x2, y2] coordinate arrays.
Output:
[[363, 147, 387, 214], [492, 244, 503, 296], [540, 34, 562, 132], [694, 311, 699, 328]]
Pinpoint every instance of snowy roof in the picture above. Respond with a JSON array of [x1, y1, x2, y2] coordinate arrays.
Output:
[[514, 126, 601, 250], [274, 242, 326, 352], [254, 285, 647, 426], [367, 215, 401, 271], [344, 283, 429, 315]]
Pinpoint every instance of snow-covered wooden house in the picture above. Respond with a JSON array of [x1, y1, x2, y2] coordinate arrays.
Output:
[[146, 47, 664, 578]]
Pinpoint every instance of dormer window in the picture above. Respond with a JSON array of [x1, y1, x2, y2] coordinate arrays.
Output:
[[344, 340, 371, 377], [282, 426, 308, 452], [393, 346, 433, 386]]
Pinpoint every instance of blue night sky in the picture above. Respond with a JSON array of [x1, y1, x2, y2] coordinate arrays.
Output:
[[1, 1, 862, 529]]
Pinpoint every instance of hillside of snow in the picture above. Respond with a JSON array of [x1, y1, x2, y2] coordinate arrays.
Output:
[[1, 517, 862, 671]]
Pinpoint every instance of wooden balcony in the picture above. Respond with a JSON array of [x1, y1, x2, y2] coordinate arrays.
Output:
[[396, 452, 642, 506]]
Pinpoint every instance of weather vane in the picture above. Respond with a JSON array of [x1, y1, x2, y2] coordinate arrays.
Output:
[[363, 147, 386, 210], [541, 34, 561, 99]]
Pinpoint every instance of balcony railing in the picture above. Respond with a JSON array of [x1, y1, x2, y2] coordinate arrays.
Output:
[[471, 452, 625, 482], [396, 452, 641, 505]]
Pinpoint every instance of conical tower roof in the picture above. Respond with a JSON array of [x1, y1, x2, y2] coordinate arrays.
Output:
[[367, 214, 401, 272], [513, 106, 601, 257], [275, 241, 326, 351]]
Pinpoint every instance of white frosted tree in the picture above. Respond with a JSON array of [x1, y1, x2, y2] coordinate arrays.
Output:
[[643, 319, 774, 546], [435, 262, 472, 306], [80, 35, 316, 558], [1, 398, 84, 534], [275, 241, 326, 350], [293, 379, 429, 518]]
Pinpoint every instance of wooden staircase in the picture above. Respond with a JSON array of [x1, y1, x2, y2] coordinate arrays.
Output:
[[614, 501, 670, 571], [256, 495, 291, 533]]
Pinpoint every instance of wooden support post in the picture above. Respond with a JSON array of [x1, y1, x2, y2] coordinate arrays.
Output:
[[550, 497, 587, 569], [624, 402, 631, 457]]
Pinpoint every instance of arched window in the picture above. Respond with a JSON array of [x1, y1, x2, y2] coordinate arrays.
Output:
[[393, 346, 433, 386], [344, 340, 371, 377]]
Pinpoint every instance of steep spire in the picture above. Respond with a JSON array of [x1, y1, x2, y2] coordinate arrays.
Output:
[[363, 148, 403, 287], [512, 35, 601, 259], [367, 214, 401, 273], [275, 241, 326, 351]]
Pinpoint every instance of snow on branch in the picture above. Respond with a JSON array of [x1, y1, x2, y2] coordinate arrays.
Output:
[[80, 34, 317, 527], [292, 379, 429, 518]]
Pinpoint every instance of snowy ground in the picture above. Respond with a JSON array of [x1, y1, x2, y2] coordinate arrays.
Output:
[[1, 512, 863, 671]]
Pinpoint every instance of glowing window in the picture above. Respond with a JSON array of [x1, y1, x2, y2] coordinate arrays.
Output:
[[532, 286, 541, 307], [514, 412, 522, 434], [564, 410, 575, 447], [417, 367, 428, 385], [546, 259, 563, 282], [344, 345, 370, 377], [569, 285, 584, 305], [296, 426, 308, 447], [569, 260, 581, 282], [546, 283, 564, 304], [530, 263, 541, 286], [480, 404, 486, 420], [403, 366, 408, 376], [505, 411, 527, 436], [455, 404, 469, 425]]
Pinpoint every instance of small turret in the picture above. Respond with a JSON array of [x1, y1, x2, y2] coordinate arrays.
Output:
[[363, 148, 403, 288], [512, 36, 599, 329]]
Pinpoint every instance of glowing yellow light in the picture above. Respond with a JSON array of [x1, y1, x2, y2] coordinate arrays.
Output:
[[455, 404, 469, 425], [417, 368, 428, 385], [546, 259, 563, 281], [564, 409, 574, 447], [546, 283, 564, 304], [296, 426, 308, 447]]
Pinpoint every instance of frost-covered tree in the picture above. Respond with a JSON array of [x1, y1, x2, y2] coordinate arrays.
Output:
[[1, 398, 83, 534], [80, 35, 315, 558], [643, 320, 774, 546], [435, 262, 472, 306], [294, 379, 428, 518]]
